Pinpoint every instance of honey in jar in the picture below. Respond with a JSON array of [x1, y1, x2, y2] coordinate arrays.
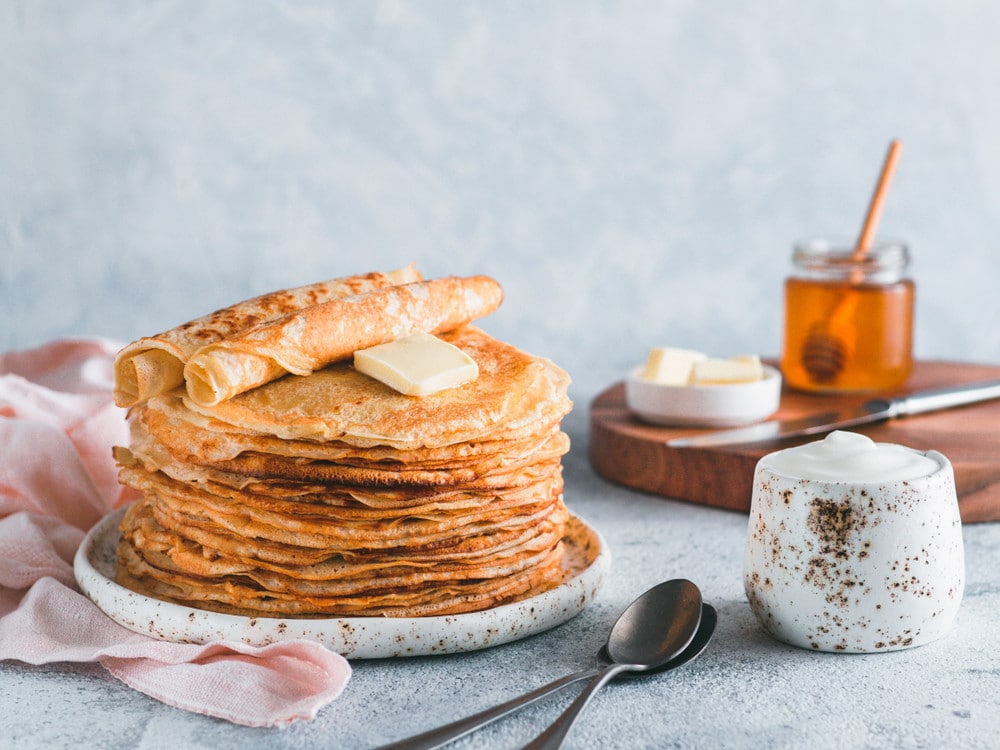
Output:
[[780, 239, 914, 393]]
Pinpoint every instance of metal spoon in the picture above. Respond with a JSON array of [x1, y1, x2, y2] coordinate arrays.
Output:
[[520, 579, 704, 749], [378, 579, 706, 750]]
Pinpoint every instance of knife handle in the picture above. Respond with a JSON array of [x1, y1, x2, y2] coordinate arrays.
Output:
[[895, 378, 1000, 416]]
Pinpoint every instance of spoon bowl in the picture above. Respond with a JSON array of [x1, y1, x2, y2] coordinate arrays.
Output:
[[606, 578, 703, 668], [598, 602, 716, 676]]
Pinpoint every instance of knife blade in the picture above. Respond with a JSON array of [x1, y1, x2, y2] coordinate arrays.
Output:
[[666, 378, 1000, 448]]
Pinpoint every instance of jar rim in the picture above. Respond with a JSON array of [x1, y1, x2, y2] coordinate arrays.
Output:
[[792, 237, 909, 277]]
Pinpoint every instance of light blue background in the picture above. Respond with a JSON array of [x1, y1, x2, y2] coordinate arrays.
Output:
[[4, 0, 1000, 414], [4, 5, 1000, 748]]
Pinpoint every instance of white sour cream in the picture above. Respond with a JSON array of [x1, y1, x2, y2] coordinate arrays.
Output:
[[760, 430, 941, 482]]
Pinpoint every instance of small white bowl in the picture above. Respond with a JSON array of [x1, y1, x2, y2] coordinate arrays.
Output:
[[625, 365, 782, 428]]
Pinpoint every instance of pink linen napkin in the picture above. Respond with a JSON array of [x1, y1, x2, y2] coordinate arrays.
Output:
[[0, 338, 352, 727]]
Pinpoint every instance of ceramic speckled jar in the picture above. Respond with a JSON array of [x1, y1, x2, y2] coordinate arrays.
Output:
[[743, 431, 965, 653]]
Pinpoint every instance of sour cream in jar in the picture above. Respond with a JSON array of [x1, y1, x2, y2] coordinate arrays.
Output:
[[743, 431, 964, 653]]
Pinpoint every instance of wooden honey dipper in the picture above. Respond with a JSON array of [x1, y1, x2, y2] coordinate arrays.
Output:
[[800, 139, 903, 384]]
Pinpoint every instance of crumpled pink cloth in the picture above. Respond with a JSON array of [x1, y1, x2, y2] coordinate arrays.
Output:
[[0, 338, 351, 727]]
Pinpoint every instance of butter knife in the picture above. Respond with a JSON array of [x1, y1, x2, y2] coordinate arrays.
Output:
[[666, 378, 1000, 448]]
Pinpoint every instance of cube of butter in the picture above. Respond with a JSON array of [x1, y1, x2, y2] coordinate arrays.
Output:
[[642, 347, 707, 385], [354, 333, 479, 396], [691, 355, 763, 385]]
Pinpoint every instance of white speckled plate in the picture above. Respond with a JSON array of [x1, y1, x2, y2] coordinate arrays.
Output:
[[74, 507, 609, 659]]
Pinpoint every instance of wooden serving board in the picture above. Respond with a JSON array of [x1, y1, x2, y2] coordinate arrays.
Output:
[[589, 360, 1000, 523]]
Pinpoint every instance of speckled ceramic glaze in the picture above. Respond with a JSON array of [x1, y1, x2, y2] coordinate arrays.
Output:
[[744, 449, 964, 653], [75, 507, 609, 659]]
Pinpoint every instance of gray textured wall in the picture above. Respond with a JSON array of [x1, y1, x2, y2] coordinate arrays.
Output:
[[4, 1, 999, 412]]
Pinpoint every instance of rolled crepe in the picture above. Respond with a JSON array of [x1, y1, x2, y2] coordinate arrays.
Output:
[[183, 275, 504, 407], [113, 265, 422, 408]]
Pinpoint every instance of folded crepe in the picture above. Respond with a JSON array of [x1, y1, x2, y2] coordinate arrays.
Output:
[[183, 275, 504, 407], [113, 264, 422, 408]]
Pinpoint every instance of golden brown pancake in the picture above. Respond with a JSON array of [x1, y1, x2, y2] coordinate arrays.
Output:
[[182, 325, 571, 450], [117, 495, 570, 617], [132, 396, 571, 473]]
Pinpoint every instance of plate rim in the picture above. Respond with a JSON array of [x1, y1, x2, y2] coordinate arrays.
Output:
[[74, 505, 610, 659]]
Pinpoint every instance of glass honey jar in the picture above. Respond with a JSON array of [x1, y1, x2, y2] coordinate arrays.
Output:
[[780, 239, 914, 393]]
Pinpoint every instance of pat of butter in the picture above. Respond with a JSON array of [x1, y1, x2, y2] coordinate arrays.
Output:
[[642, 347, 707, 385], [691, 355, 763, 385], [354, 333, 479, 396]]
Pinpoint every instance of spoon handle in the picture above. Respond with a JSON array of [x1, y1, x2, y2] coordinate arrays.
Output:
[[520, 663, 632, 750], [376, 668, 598, 750]]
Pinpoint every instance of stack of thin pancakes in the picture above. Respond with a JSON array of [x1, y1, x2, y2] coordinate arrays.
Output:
[[113, 269, 575, 618]]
